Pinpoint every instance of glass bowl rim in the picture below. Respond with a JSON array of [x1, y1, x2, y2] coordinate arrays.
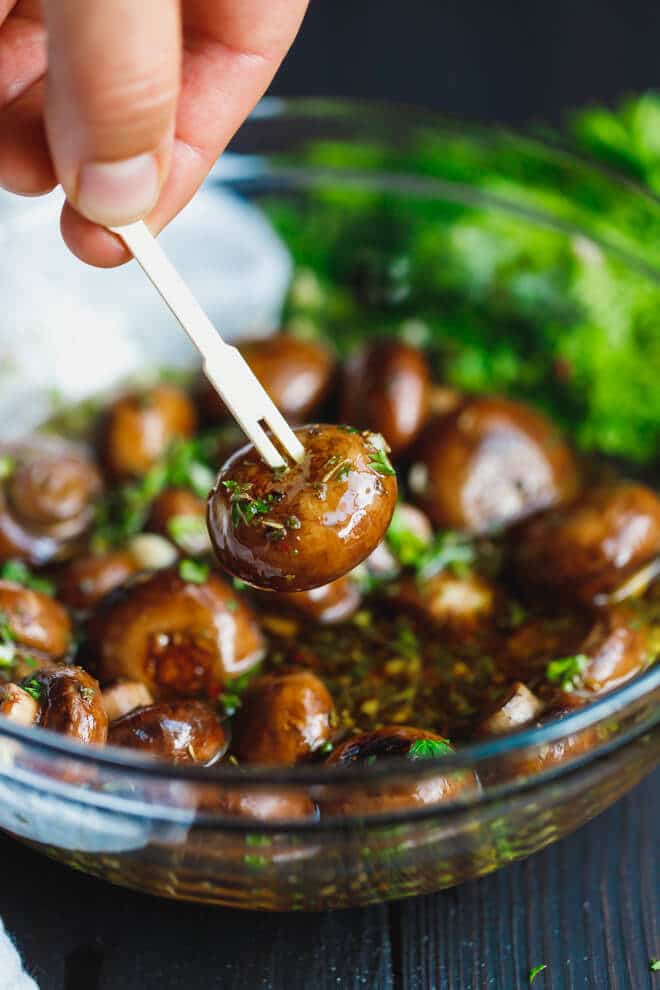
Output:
[[0, 96, 658, 790]]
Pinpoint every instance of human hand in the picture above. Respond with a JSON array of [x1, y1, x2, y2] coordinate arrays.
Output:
[[0, 1, 308, 267]]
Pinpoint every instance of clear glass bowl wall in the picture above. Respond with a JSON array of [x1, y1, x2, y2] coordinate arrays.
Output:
[[0, 100, 657, 909]]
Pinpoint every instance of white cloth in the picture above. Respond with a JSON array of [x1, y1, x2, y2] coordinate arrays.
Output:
[[0, 920, 38, 990]]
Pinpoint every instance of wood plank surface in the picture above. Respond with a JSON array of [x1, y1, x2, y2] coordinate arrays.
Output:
[[0, 770, 656, 989]]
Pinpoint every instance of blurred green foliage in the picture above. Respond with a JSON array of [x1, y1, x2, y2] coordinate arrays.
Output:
[[262, 93, 660, 465]]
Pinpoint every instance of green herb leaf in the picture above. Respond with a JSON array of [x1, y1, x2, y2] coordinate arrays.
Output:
[[218, 692, 241, 716], [650, 959, 660, 972], [20, 677, 43, 702], [0, 560, 55, 595], [386, 506, 430, 567], [546, 654, 589, 691], [0, 455, 15, 480], [529, 964, 547, 984], [244, 853, 268, 870], [178, 559, 209, 584], [416, 530, 476, 579], [408, 737, 453, 760], [79, 685, 95, 702], [368, 447, 396, 477]]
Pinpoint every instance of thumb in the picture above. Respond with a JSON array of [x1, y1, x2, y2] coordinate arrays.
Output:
[[42, 0, 180, 227]]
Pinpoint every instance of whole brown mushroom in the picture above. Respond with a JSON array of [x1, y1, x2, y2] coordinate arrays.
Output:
[[208, 424, 398, 592], [109, 700, 227, 764], [35, 665, 108, 745], [57, 551, 139, 610], [320, 726, 478, 816], [200, 335, 335, 425], [99, 384, 197, 479], [0, 581, 72, 659], [0, 439, 102, 564], [408, 397, 579, 533], [232, 671, 334, 766], [88, 567, 265, 699], [340, 339, 431, 455], [514, 481, 660, 604], [0, 682, 40, 726]]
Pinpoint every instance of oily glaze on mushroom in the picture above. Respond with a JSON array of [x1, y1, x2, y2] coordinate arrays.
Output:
[[514, 481, 660, 604], [321, 727, 478, 816], [109, 700, 227, 764], [35, 665, 108, 745], [88, 567, 265, 698], [340, 339, 431, 455], [408, 397, 580, 532], [208, 424, 398, 592], [232, 670, 334, 766]]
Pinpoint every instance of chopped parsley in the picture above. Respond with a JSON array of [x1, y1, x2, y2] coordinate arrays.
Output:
[[79, 685, 96, 702], [368, 447, 396, 477], [218, 691, 241, 716], [386, 507, 430, 567], [0, 560, 54, 596], [246, 834, 271, 847], [222, 480, 273, 527], [546, 654, 589, 691], [0, 455, 14, 480], [0, 611, 16, 667], [20, 677, 43, 703], [408, 737, 453, 760], [178, 559, 209, 584], [416, 530, 476, 580], [244, 853, 268, 871], [529, 964, 547, 984], [650, 959, 660, 972]]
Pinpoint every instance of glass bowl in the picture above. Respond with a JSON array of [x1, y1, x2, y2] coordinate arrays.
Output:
[[0, 100, 658, 910]]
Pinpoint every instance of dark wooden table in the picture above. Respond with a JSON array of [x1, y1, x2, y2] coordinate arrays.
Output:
[[1, 769, 657, 990]]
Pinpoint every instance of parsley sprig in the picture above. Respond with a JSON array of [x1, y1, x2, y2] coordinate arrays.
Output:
[[529, 964, 547, 984], [368, 447, 396, 477], [20, 677, 43, 702], [0, 560, 54, 596], [408, 737, 453, 760], [546, 654, 589, 691]]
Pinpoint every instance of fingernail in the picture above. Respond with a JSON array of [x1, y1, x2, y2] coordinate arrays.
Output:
[[77, 152, 160, 225]]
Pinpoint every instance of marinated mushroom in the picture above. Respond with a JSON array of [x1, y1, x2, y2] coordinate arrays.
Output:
[[57, 551, 139, 610], [88, 567, 265, 698], [340, 339, 431, 455], [208, 424, 398, 592], [0, 440, 102, 564], [147, 487, 210, 555], [200, 335, 335, 425], [108, 700, 226, 764], [99, 384, 197, 479], [567, 605, 650, 696], [477, 682, 545, 737], [408, 397, 580, 532], [514, 481, 660, 604], [101, 680, 154, 722], [267, 575, 361, 624], [321, 726, 478, 816], [391, 571, 497, 632], [35, 665, 108, 745], [0, 581, 72, 659], [232, 671, 334, 766], [0, 682, 40, 726], [208, 788, 317, 822]]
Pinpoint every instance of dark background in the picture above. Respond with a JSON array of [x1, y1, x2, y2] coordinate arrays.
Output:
[[272, 0, 660, 126]]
